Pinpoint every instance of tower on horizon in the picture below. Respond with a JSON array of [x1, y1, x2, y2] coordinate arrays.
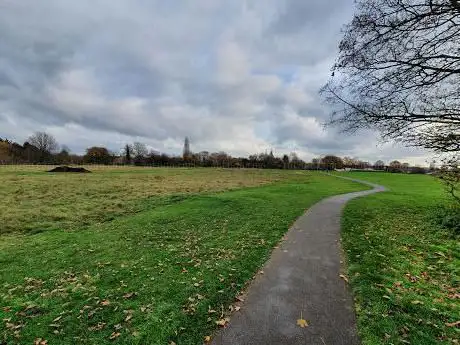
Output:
[[183, 136, 191, 159]]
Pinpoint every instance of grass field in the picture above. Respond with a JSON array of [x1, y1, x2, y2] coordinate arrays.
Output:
[[0, 166, 291, 235], [339, 172, 460, 345], [0, 167, 367, 344]]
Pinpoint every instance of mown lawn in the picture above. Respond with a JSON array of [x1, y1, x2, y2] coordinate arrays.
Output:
[[340, 172, 460, 345], [0, 169, 366, 344]]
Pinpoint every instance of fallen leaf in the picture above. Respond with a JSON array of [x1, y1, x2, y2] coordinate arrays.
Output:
[[216, 318, 230, 327], [204, 335, 212, 342], [109, 332, 121, 340], [445, 320, 460, 327], [339, 274, 349, 283], [34, 339, 48, 345], [123, 292, 135, 299], [101, 300, 111, 306], [296, 318, 309, 328]]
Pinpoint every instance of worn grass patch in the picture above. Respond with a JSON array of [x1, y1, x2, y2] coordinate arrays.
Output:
[[0, 171, 366, 344], [340, 172, 460, 345], [0, 166, 296, 235]]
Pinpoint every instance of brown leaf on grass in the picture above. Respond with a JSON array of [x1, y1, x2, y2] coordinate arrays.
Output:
[[34, 339, 48, 345], [109, 332, 121, 340], [100, 300, 111, 306], [123, 292, 136, 299], [445, 320, 460, 328], [215, 317, 230, 327], [296, 318, 309, 328], [53, 315, 62, 322], [204, 335, 212, 342], [339, 274, 349, 283], [2, 307, 11, 312], [125, 314, 133, 322], [89, 322, 106, 331]]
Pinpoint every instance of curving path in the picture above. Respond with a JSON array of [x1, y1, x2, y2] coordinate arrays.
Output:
[[212, 176, 386, 345]]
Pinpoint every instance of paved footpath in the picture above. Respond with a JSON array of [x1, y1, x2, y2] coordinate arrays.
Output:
[[212, 176, 386, 345]]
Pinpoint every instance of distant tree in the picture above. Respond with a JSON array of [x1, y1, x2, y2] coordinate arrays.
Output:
[[28, 132, 58, 153], [342, 156, 354, 169], [388, 160, 402, 173], [27, 131, 58, 162], [322, 155, 344, 170], [132, 142, 148, 165], [402, 162, 410, 172], [84, 147, 113, 164], [0, 140, 10, 162], [282, 154, 289, 169], [374, 160, 385, 170], [55, 146, 71, 164], [123, 144, 132, 165], [409, 166, 427, 174]]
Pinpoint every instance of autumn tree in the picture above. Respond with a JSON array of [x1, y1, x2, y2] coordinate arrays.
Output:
[[322, 0, 460, 156], [84, 147, 113, 165], [0, 140, 10, 162]]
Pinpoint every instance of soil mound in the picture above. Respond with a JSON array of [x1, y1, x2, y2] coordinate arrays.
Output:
[[48, 166, 91, 173]]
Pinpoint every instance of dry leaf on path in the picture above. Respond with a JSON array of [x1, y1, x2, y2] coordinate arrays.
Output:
[[296, 318, 309, 328], [216, 318, 230, 327], [339, 274, 349, 283], [204, 335, 212, 342]]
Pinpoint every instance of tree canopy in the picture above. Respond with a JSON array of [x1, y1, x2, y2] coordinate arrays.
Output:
[[322, 0, 460, 154]]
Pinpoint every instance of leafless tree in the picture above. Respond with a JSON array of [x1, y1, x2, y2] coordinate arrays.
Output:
[[132, 142, 148, 158], [321, 0, 460, 154], [27, 131, 58, 153]]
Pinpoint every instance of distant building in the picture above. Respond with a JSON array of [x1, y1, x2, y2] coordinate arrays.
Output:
[[183, 137, 191, 160]]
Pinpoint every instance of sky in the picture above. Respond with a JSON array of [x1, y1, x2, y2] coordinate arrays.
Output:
[[0, 0, 432, 165]]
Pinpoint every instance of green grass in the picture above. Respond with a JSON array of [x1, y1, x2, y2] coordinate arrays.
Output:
[[0, 169, 366, 344], [0, 166, 293, 235], [339, 172, 460, 345]]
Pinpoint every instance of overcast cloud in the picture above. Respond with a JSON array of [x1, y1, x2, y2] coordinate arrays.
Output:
[[0, 0, 431, 164]]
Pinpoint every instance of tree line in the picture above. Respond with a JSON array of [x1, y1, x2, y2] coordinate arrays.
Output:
[[0, 132, 431, 173]]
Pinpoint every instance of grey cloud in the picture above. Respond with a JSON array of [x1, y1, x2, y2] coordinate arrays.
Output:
[[0, 0, 430, 163]]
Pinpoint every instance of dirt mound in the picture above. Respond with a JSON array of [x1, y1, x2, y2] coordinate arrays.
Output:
[[48, 166, 91, 173]]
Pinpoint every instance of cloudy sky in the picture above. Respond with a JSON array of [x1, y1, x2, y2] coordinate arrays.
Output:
[[0, 0, 431, 164]]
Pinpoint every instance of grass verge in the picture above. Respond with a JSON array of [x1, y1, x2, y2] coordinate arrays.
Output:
[[340, 172, 460, 345]]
